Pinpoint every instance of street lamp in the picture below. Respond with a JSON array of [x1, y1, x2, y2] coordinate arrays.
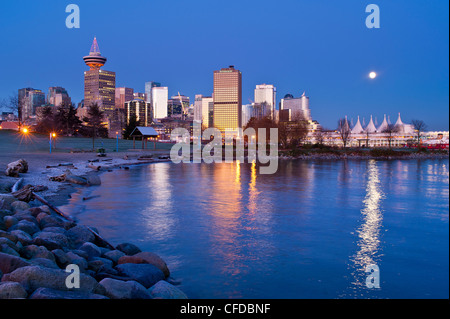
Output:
[[49, 132, 56, 153]]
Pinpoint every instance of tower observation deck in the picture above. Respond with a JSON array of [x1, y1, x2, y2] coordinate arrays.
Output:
[[83, 37, 107, 70]]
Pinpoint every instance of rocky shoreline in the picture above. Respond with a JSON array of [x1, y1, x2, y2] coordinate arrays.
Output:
[[0, 155, 186, 299]]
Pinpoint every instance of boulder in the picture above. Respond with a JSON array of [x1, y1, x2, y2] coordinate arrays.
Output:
[[103, 249, 125, 264], [0, 237, 20, 253], [28, 207, 43, 218], [29, 258, 60, 269], [0, 252, 30, 274], [11, 201, 30, 213], [0, 244, 20, 257], [79, 242, 102, 260], [118, 251, 170, 278], [0, 194, 17, 210], [0, 281, 28, 299], [2, 265, 102, 294], [10, 220, 40, 236], [5, 159, 28, 177], [24, 245, 55, 262], [52, 249, 70, 267], [30, 287, 108, 299], [65, 252, 88, 270], [115, 263, 164, 289], [85, 175, 101, 186], [0, 230, 17, 243], [10, 230, 33, 245], [99, 278, 151, 299], [32, 231, 70, 250], [116, 242, 142, 256], [39, 215, 68, 230], [147, 280, 188, 299], [3, 216, 18, 229], [67, 225, 95, 247], [88, 257, 114, 272]]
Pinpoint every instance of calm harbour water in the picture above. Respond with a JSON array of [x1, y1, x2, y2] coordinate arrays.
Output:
[[62, 159, 449, 299]]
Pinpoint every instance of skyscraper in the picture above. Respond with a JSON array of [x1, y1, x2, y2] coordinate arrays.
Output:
[[18, 88, 45, 121], [125, 99, 153, 127], [213, 65, 242, 133], [83, 37, 116, 114], [47, 87, 71, 107], [145, 81, 161, 104], [115, 87, 134, 109], [152, 86, 169, 119], [254, 84, 276, 119], [280, 92, 311, 121]]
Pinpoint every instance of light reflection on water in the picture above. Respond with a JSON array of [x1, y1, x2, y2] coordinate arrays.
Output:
[[62, 159, 449, 298]]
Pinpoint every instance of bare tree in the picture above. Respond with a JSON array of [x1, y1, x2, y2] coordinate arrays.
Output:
[[314, 128, 327, 145], [337, 117, 351, 148], [289, 112, 309, 147], [411, 119, 427, 146], [382, 124, 399, 148]]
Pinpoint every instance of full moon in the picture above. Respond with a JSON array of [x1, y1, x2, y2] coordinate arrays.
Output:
[[369, 71, 377, 79]]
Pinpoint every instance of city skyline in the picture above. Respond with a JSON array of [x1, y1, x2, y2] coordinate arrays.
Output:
[[0, 1, 448, 130]]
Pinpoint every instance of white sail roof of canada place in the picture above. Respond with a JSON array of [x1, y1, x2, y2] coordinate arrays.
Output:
[[377, 114, 389, 132], [351, 116, 364, 134], [365, 115, 377, 133]]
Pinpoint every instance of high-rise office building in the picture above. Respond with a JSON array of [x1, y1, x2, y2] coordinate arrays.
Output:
[[125, 99, 153, 127], [145, 81, 161, 104], [133, 92, 146, 101], [47, 87, 71, 107], [213, 65, 242, 133], [18, 88, 45, 121], [254, 84, 276, 119], [279, 92, 311, 121], [152, 86, 168, 119], [193, 94, 213, 127], [115, 87, 134, 109], [83, 37, 116, 114]]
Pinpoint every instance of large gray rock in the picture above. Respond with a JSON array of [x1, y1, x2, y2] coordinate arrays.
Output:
[[65, 252, 88, 270], [30, 287, 108, 299], [3, 216, 18, 229], [0, 230, 17, 243], [0, 281, 28, 299], [2, 265, 103, 294], [79, 242, 101, 260], [38, 215, 68, 230], [67, 225, 95, 247], [10, 230, 32, 245], [10, 220, 40, 236], [118, 251, 170, 278], [32, 231, 70, 250], [11, 201, 30, 213], [147, 280, 188, 299], [0, 244, 20, 257], [116, 242, 142, 256], [0, 237, 19, 253], [52, 249, 70, 267], [0, 252, 30, 274], [21, 245, 55, 261], [29, 258, 60, 269], [103, 249, 125, 264], [115, 263, 164, 289], [0, 194, 17, 211], [99, 278, 150, 299]]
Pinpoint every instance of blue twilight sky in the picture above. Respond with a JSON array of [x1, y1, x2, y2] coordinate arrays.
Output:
[[0, 0, 448, 130]]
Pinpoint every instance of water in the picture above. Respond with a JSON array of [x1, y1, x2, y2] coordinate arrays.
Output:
[[62, 159, 449, 299]]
